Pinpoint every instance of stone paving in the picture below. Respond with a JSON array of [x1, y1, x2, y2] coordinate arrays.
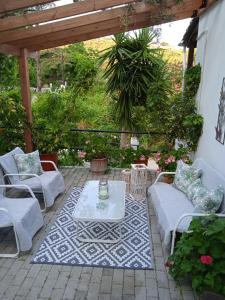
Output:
[[0, 167, 196, 300]]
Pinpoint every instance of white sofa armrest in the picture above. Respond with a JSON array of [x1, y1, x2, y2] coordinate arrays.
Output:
[[154, 172, 176, 184], [0, 184, 36, 199], [40, 160, 58, 172], [171, 213, 225, 255], [2, 174, 46, 212], [4, 173, 40, 181]]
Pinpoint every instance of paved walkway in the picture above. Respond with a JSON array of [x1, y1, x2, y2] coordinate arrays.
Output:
[[0, 167, 195, 300]]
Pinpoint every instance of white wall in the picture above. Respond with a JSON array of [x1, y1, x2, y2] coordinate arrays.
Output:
[[196, 0, 225, 176]]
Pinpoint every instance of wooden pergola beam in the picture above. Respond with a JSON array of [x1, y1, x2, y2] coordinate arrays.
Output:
[[0, 0, 55, 14], [0, 0, 202, 45], [198, 0, 218, 16], [0, 44, 37, 58], [0, 0, 137, 32]]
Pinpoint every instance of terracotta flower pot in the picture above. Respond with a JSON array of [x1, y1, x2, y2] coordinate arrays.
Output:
[[134, 158, 148, 166], [90, 157, 108, 174], [40, 153, 58, 171]]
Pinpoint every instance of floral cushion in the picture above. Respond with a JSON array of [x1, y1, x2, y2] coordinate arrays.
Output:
[[14, 150, 43, 180], [174, 160, 201, 194], [191, 182, 224, 213], [186, 178, 202, 201]]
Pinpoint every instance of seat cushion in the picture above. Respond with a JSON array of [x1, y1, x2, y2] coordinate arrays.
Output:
[[19, 171, 65, 208], [0, 197, 37, 227], [22, 171, 61, 191], [149, 182, 194, 245], [0, 196, 44, 251]]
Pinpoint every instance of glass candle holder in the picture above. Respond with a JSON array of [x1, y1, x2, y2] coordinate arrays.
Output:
[[99, 180, 109, 200]]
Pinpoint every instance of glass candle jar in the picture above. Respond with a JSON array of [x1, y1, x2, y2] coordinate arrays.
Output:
[[99, 180, 109, 200]]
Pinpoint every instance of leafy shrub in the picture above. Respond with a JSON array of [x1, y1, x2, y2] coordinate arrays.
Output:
[[32, 91, 81, 152], [0, 89, 25, 154], [169, 65, 203, 150], [167, 216, 225, 296], [0, 54, 19, 88], [41, 43, 97, 90], [184, 64, 201, 98], [65, 44, 98, 90], [58, 149, 84, 166]]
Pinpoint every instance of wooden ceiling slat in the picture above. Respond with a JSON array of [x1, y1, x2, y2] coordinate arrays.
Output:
[[28, 17, 153, 51], [0, 2, 153, 43], [10, 16, 146, 49], [18, 6, 200, 51], [0, 0, 56, 14], [0, 0, 137, 32], [0, 0, 202, 44]]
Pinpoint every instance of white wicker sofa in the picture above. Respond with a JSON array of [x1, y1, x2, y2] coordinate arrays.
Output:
[[148, 158, 225, 253]]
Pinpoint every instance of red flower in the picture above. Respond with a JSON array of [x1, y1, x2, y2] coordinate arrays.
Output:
[[165, 260, 173, 268], [78, 151, 86, 159], [200, 255, 213, 265]]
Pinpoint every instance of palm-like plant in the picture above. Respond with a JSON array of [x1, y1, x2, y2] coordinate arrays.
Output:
[[99, 28, 164, 146]]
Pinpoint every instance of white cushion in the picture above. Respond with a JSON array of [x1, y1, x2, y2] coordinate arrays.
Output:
[[0, 147, 24, 183], [14, 150, 43, 180], [193, 159, 225, 212]]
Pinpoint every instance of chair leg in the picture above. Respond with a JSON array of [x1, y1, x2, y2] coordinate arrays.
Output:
[[0, 226, 20, 258]]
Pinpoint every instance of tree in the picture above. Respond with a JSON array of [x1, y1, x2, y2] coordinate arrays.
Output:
[[40, 43, 97, 90], [99, 28, 165, 147], [0, 54, 19, 88]]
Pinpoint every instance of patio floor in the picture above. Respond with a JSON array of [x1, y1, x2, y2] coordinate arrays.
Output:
[[0, 167, 196, 300]]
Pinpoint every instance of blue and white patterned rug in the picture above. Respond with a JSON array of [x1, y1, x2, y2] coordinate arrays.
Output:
[[32, 187, 153, 269]]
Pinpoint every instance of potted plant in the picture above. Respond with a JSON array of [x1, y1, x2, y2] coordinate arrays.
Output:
[[166, 216, 225, 299], [79, 136, 111, 174], [32, 128, 62, 171], [155, 147, 191, 184], [134, 147, 151, 165]]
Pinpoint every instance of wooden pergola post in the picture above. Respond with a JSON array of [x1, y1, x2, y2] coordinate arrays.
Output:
[[19, 48, 33, 152], [187, 45, 195, 69]]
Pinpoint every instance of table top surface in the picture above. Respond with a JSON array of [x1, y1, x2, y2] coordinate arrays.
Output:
[[72, 180, 126, 222]]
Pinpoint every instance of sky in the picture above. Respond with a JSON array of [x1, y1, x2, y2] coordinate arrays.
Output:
[[55, 0, 191, 48]]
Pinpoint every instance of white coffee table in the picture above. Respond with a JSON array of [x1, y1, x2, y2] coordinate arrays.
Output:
[[72, 180, 126, 243]]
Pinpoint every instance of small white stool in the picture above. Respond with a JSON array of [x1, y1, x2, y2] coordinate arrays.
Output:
[[121, 169, 131, 193], [130, 164, 147, 200]]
